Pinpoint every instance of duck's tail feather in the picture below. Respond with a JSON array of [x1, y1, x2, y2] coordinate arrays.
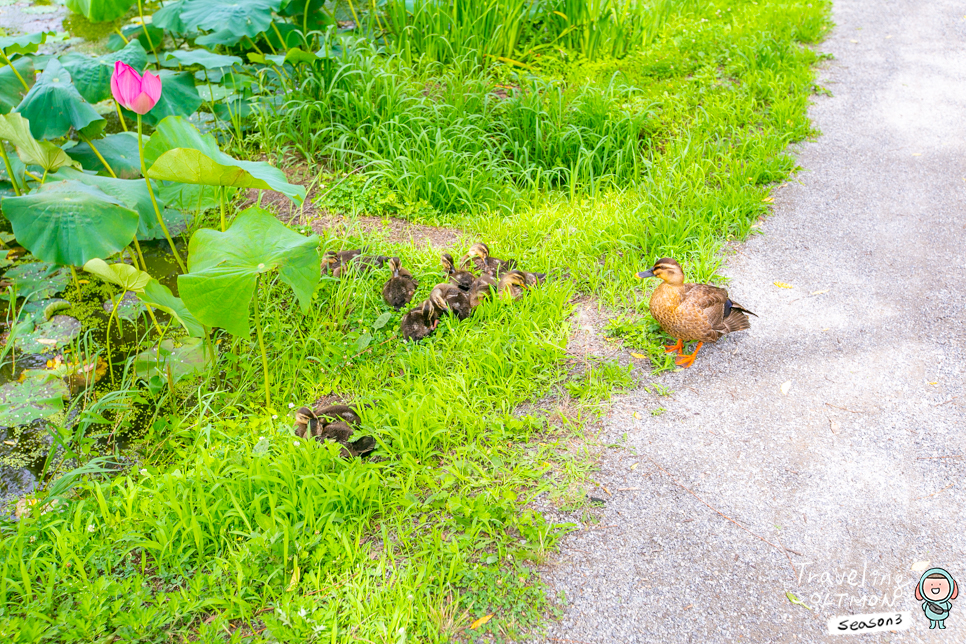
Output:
[[723, 310, 751, 333], [725, 298, 757, 318]]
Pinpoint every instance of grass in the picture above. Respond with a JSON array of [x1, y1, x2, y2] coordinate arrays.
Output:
[[0, 0, 830, 641]]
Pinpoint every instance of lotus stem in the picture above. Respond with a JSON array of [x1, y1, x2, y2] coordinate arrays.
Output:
[[253, 277, 271, 409], [106, 294, 122, 383], [0, 144, 21, 196], [143, 303, 163, 336], [219, 186, 227, 231], [68, 265, 81, 292], [113, 28, 129, 45], [131, 238, 148, 272], [78, 134, 118, 178], [137, 114, 187, 273], [0, 50, 29, 91], [136, 0, 162, 67], [270, 22, 287, 52], [114, 101, 129, 132]]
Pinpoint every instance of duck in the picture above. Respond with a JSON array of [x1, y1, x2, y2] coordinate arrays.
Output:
[[381, 257, 419, 310], [400, 299, 438, 342], [441, 252, 475, 291], [292, 405, 377, 457], [637, 257, 756, 368], [460, 243, 515, 276], [429, 282, 471, 320], [520, 270, 546, 287], [468, 272, 498, 309], [497, 270, 529, 300], [322, 250, 389, 278]]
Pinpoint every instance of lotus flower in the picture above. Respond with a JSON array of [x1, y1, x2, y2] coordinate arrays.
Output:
[[110, 61, 161, 115]]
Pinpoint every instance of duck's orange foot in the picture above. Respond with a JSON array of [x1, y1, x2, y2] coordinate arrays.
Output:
[[664, 339, 683, 354], [674, 342, 704, 368]]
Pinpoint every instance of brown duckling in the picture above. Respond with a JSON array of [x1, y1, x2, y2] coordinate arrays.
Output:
[[322, 250, 390, 278], [521, 270, 546, 287], [498, 269, 529, 300], [468, 272, 498, 309], [430, 282, 471, 320], [460, 243, 516, 276], [381, 257, 419, 310], [400, 299, 438, 342], [637, 257, 756, 368], [315, 404, 364, 426], [441, 252, 475, 291], [294, 406, 319, 438]]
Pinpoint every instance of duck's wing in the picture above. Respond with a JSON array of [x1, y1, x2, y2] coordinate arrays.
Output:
[[680, 284, 731, 340]]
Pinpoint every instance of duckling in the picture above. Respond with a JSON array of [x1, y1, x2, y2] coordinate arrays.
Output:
[[498, 270, 528, 300], [430, 282, 471, 320], [441, 252, 475, 291], [315, 404, 364, 426], [460, 243, 516, 276], [521, 270, 546, 287], [400, 299, 438, 342], [322, 250, 389, 278], [637, 257, 756, 368], [294, 406, 319, 438], [381, 257, 419, 310], [468, 272, 499, 309]]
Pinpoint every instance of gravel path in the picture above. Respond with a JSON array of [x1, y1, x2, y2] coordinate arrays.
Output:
[[534, 1, 966, 642]]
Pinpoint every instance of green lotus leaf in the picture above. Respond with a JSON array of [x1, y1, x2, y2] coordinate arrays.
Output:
[[21, 298, 71, 325], [180, 0, 281, 41], [151, 0, 189, 35], [0, 32, 53, 57], [178, 207, 319, 336], [47, 166, 189, 241], [15, 315, 82, 354], [0, 262, 69, 300], [163, 49, 242, 70], [0, 112, 81, 172], [278, 0, 334, 31], [158, 182, 224, 211], [0, 58, 35, 115], [64, 0, 135, 23], [0, 371, 69, 427], [137, 279, 205, 337], [144, 116, 305, 203], [1, 180, 139, 266], [130, 71, 203, 128], [133, 337, 213, 385], [60, 40, 148, 105], [83, 258, 152, 292], [15, 59, 103, 140], [107, 24, 164, 53], [66, 131, 141, 178]]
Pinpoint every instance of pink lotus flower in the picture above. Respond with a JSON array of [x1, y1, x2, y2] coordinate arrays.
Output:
[[110, 61, 161, 115]]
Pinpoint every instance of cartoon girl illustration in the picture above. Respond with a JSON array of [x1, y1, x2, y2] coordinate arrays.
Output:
[[916, 568, 958, 629]]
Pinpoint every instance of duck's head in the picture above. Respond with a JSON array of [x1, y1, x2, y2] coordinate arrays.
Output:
[[388, 256, 402, 276], [498, 269, 528, 293], [441, 252, 455, 274], [637, 258, 684, 285], [321, 251, 339, 269], [468, 242, 490, 260]]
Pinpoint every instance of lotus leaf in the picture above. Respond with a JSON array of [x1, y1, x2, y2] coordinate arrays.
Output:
[[0, 58, 35, 115], [137, 71, 204, 128], [137, 279, 205, 338], [1, 263, 69, 300], [178, 207, 319, 336], [0, 113, 80, 172], [83, 258, 151, 292], [151, 0, 189, 35], [133, 337, 213, 384], [47, 167, 190, 241], [64, 0, 135, 23], [163, 49, 242, 70], [0, 32, 53, 57], [21, 298, 71, 324], [15, 315, 82, 354], [158, 182, 223, 211], [15, 60, 103, 140], [0, 371, 69, 427], [180, 0, 281, 42], [60, 40, 148, 105], [144, 116, 305, 203], [1, 180, 139, 266], [66, 131, 141, 178]]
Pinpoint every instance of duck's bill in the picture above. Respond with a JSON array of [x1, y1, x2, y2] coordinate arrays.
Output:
[[636, 270, 655, 279]]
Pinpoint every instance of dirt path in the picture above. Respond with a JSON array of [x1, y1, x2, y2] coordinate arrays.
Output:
[[533, 1, 966, 642]]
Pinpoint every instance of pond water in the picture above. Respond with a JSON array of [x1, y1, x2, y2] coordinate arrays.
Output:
[[0, 239, 185, 508]]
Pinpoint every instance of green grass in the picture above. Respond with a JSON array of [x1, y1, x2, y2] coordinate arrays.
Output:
[[0, 0, 830, 641]]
